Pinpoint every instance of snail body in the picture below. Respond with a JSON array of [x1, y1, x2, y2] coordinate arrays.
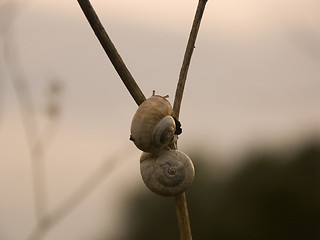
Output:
[[140, 149, 195, 196], [130, 94, 181, 153]]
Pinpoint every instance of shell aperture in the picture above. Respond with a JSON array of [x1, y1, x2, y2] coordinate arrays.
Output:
[[130, 95, 177, 153]]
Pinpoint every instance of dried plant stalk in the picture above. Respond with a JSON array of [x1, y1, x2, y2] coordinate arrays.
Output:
[[173, 0, 208, 120], [173, 1, 208, 239], [77, 0, 146, 105], [77, 1, 209, 239]]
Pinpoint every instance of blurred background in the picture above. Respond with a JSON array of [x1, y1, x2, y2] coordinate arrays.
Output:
[[0, 0, 319, 239]]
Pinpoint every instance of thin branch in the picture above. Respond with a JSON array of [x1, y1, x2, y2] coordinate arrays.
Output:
[[26, 146, 132, 240], [77, 0, 146, 105], [175, 192, 193, 240], [2, 15, 48, 223], [173, 1, 208, 240], [173, 0, 208, 120], [1, 1, 64, 233]]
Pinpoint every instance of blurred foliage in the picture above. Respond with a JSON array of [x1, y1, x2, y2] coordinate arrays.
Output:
[[121, 139, 320, 240], [44, 79, 64, 120]]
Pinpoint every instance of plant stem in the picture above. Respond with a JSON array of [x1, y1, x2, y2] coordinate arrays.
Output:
[[175, 192, 192, 240], [77, 0, 146, 105], [2, 20, 48, 223], [26, 147, 131, 240], [173, 0, 208, 120], [173, 1, 208, 239]]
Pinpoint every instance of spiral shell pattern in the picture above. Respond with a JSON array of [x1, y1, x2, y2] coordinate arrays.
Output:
[[140, 150, 195, 196], [130, 95, 176, 153]]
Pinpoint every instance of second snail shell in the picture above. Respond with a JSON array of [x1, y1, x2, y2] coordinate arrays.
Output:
[[140, 149, 195, 196]]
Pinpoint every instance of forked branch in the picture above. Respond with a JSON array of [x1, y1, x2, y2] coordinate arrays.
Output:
[[77, 1, 209, 240]]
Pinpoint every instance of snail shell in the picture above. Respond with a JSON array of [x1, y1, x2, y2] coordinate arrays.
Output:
[[140, 149, 195, 196], [130, 95, 181, 153]]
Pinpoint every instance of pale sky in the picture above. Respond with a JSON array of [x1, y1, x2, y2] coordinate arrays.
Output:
[[0, 0, 320, 239]]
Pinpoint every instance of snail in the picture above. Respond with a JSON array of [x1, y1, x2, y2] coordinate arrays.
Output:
[[140, 149, 195, 196], [130, 92, 182, 153], [130, 91, 194, 196]]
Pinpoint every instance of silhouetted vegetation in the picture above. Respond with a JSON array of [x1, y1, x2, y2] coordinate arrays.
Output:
[[122, 139, 320, 240]]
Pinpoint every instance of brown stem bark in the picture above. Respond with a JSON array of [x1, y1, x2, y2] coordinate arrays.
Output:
[[77, 0, 146, 105], [173, 0, 208, 120], [173, 1, 208, 239]]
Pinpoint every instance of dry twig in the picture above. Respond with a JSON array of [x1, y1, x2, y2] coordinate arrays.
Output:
[[26, 147, 131, 240], [1, 3, 48, 222], [77, 0, 146, 105], [173, 1, 208, 239], [173, 0, 208, 120]]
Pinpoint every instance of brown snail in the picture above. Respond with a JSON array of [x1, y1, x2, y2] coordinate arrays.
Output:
[[130, 92, 181, 153], [130, 92, 194, 196], [140, 149, 195, 196]]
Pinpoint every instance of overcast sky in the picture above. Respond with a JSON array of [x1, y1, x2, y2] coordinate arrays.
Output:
[[0, 0, 320, 239]]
